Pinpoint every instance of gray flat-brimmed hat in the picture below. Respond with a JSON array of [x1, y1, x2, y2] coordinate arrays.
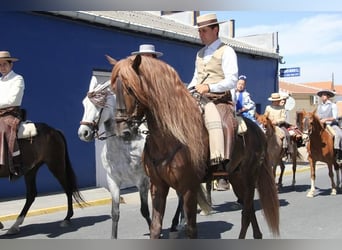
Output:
[[317, 89, 335, 98], [268, 93, 283, 101], [131, 44, 163, 57], [0, 51, 19, 62], [196, 13, 226, 28]]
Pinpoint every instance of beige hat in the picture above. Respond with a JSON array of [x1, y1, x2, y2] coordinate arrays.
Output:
[[268, 93, 282, 101], [131, 44, 163, 57], [0, 51, 19, 62], [196, 13, 225, 28], [317, 89, 335, 98]]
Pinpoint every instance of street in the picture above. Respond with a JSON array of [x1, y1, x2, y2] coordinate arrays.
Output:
[[0, 162, 342, 239]]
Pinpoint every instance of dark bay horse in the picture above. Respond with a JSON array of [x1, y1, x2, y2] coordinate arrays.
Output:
[[256, 113, 302, 188], [300, 110, 342, 197], [0, 122, 84, 234], [110, 55, 279, 239]]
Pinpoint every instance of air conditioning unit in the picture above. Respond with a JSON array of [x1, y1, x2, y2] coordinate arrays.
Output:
[[310, 95, 319, 105]]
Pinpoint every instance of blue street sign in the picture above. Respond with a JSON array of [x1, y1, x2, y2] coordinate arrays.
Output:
[[279, 67, 300, 77]]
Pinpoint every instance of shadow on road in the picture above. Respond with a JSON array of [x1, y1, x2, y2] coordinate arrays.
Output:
[[0, 215, 111, 238]]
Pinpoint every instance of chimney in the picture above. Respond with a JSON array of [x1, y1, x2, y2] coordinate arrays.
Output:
[[228, 19, 235, 38]]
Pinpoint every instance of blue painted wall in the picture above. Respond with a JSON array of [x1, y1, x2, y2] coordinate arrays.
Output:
[[0, 11, 278, 199]]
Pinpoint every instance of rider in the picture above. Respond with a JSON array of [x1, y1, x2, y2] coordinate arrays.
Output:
[[231, 74, 257, 123], [188, 13, 238, 191], [0, 51, 25, 178], [131, 44, 163, 58], [316, 89, 342, 164], [264, 92, 293, 155]]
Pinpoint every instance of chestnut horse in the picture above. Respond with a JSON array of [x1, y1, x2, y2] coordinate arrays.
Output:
[[110, 55, 279, 239], [256, 113, 302, 188], [300, 110, 342, 197]]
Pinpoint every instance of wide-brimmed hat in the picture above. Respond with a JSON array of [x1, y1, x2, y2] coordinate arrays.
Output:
[[131, 44, 163, 57], [0, 51, 18, 62], [268, 93, 283, 101], [196, 13, 226, 28], [317, 89, 335, 98]]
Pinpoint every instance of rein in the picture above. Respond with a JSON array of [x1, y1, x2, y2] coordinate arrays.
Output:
[[115, 77, 146, 132]]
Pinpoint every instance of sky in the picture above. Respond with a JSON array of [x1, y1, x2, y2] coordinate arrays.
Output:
[[202, 11, 342, 85]]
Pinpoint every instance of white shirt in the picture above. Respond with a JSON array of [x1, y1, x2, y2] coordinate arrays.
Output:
[[0, 70, 25, 109], [188, 38, 238, 92]]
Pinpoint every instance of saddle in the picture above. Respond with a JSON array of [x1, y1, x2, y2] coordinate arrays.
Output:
[[17, 121, 38, 139]]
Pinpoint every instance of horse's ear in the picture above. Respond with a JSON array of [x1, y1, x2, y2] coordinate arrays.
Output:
[[132, 55, 141, 75], [105, 54, 117, 66]]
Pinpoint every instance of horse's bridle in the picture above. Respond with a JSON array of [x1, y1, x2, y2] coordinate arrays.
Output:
[[80, 86, 116, 140], [114, 77, 146, 135]]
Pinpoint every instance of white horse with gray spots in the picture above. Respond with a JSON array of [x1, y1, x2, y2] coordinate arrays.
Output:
[[78, 75, 151, 239]]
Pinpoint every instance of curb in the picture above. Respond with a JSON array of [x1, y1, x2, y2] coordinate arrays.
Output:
[[0, 198, 112, 222]]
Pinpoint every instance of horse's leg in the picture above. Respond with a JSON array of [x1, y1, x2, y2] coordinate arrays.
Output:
[[291, 149, 297, 187], [307, 158, 316, 197], [7, 169, 39, 235], [170, 193, 183, 232], [106, 174, 121, 239], [199, 180, 212, 216], [328, 163, 337, 195], [182, 188, 199, 239], [150, 183, 168, 239], [138, 176, 152, 229], [278, 161, 286, 189]]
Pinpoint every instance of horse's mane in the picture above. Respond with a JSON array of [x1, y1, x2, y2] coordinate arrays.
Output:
[[111, 56, 207, 168]]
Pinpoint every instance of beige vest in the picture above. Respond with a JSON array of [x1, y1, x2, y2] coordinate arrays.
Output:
[[196, 43, 226, 85]]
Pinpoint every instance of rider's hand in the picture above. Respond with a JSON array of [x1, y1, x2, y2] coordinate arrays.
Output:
[[195, 84, 210, 94]]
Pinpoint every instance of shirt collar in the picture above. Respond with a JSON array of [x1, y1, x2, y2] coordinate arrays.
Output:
[[1, 70, 14, 81], [206, 38, 222, 53]]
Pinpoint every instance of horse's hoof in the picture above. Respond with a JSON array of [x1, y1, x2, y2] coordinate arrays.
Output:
[[59, 220, 71, 227], [199, 210, 210, 216], [6, 226, 20, 235], [306, 192, 314, 198], [331, 189, 337, 195]]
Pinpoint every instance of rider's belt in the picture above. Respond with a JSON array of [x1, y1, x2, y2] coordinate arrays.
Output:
[[204, 91, 232, 104]]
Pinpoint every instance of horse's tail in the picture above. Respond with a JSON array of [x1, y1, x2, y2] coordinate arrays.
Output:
[[56, 130, 87, 207], [257, 154, 280, 237], [197, 184, 212, 215]]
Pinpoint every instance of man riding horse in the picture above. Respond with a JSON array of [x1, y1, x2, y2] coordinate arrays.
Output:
[[316, 89, 342, 164], [187, 13, 238, 191]]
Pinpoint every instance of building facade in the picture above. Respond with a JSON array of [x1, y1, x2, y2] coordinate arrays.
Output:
[[0, 11, 280, 198]]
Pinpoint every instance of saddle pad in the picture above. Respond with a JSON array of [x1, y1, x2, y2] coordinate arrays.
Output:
[[236, 116, 247, 134], [18, 121, 37, 139]]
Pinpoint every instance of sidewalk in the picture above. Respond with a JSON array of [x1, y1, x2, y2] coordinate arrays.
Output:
[[0, 147, 316, 223], [0, 186, 179, 222]]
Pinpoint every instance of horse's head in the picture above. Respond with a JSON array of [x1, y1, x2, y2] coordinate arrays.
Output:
[[301, 109, 322, 135], [111, 55, 146, 140], [255, 113, 273, 135], [78, 76, 115, 142]]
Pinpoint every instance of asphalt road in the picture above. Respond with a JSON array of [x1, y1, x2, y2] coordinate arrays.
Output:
[[0, 162, 341, 239]]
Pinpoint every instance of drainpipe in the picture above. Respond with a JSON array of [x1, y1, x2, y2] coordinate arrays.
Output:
[[229, 19, 235, 38]]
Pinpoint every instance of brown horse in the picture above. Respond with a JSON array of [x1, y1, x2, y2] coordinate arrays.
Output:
[[0, 122, 84, 234], [300, 110, 342, 197], [256, 113, 301, 188], [110, 55, 279, 239]]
